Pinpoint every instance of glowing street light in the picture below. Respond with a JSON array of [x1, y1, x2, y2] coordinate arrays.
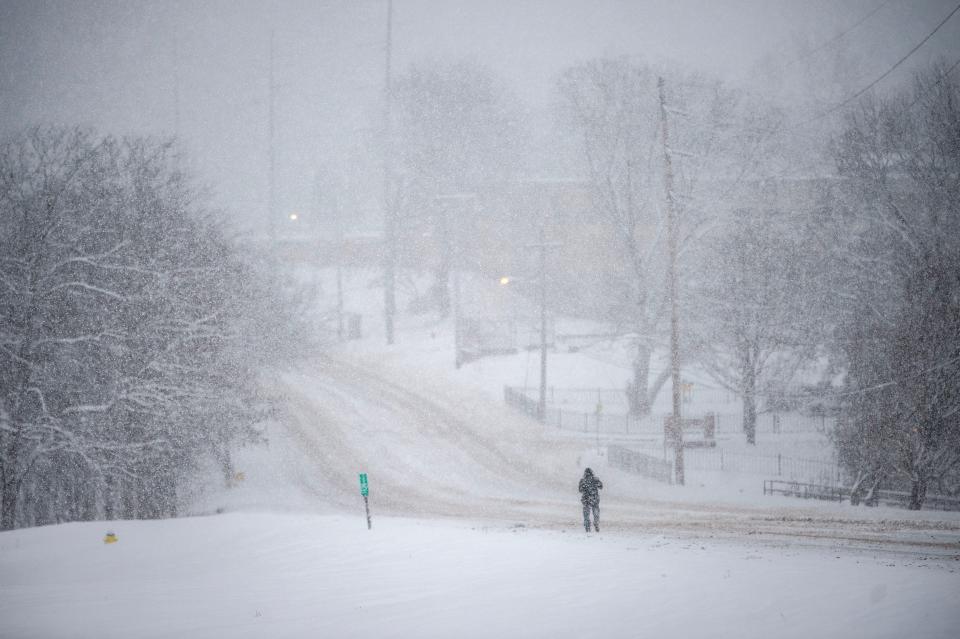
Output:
[[288, 213, 299, 221], [499, 276, 511, 286]]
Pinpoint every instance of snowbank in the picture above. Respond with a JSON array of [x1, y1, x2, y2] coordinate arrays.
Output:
[[2, 512, 957, 639]]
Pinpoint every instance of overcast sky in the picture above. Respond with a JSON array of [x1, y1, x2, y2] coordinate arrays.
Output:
[[2, 0, 958, 232]]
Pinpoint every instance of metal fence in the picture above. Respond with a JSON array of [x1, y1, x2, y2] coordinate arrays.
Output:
[[506, 386, 836, 437], [684, 449, 841, 484], [505, 386, 664, 437], [763, 480, 845, 501], [608, 445, 673, 484], [505, 386, 803, 441], [763, 480, 960, 511], [533, 385, 740, 409], [503, 386, 540, 419]]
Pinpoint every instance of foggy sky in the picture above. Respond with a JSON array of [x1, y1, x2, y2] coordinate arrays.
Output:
[[2, 0, 958, 233]]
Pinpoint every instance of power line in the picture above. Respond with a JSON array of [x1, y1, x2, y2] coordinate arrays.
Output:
[[786, 0, 896, 68], [803, 1, 960, 125], [750, 354, 960, 402]]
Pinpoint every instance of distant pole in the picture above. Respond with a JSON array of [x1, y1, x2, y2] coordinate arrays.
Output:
[[333, 186, 345, 342], [268, 28, 277, 254], [659, 76, 684, 486], [445, 199, 461, 368], [337, 270, 345, 341], [595, 403, 602, 455], [525, 228, 561, 423], [172, 31, 181, 142], [382, 0, 396, 345], [453, 259, 462, 369], [539, 228, 547, 422]]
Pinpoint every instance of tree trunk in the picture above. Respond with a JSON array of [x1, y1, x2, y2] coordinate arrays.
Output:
[[864, 475, 882, 507], [1, 476, 18, 531], [908, 476, 927, 510], [221, 446, 235, 488], [104, 473, 116, 520], [628, 346, 652, 415], [647, 368, 672, 411], [743, 365, 757, 445], [848, 470, 865, 506]]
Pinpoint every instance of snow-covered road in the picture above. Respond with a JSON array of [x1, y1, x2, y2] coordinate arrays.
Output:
[[268, 354, 960, 559]]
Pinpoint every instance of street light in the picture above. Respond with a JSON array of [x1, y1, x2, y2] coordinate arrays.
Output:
[[288, 213, 299, 221], [504, 228, 561, 423]]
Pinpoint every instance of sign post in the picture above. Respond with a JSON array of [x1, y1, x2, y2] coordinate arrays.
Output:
[[359, 472, 371, 529]]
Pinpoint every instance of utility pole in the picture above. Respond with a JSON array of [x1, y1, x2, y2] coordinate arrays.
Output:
[[659, 76, 685, 486], [331, 177, 345, 342], [172, 31, 181, 142], [539, 228, 547, 423], [453, 250, 462, 368], [382, 0, 396, 345], [526, 228, 562, 423], [268, 28, 277, 255], [169, 25, 183, 177]]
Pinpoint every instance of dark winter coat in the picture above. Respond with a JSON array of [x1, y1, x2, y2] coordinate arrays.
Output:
[[578, 471, 603, 506]]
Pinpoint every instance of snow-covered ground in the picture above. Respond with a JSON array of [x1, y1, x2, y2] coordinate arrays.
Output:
[[3, 265, 960, 638], [2, 512, 958, 639]]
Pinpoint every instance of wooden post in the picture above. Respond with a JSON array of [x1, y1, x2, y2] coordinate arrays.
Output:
[[382, 0, 396, 345], [658, 76, 684, 486], [538, 228, 547, 422]]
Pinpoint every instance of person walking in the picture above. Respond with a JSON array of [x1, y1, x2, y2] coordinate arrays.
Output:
[[578, 468, 603, 532]]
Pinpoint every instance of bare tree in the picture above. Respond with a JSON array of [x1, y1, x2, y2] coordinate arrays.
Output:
[[557, 58, 739, 414], [688, 208, 820, 444]]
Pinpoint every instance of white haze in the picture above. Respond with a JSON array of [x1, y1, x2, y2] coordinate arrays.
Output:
[[2, 0, 958, 229]]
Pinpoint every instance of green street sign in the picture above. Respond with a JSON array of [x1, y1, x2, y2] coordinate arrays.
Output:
[[359, 473, 369, 496]]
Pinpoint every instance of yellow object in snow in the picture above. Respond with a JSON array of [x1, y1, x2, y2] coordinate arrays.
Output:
[[103, 532, 118, 544]]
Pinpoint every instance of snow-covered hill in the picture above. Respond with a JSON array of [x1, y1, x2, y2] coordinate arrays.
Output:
[[2, 512, 958, 639]]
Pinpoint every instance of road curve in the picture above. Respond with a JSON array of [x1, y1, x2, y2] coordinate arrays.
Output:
[[271, 354, 960, 560]]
